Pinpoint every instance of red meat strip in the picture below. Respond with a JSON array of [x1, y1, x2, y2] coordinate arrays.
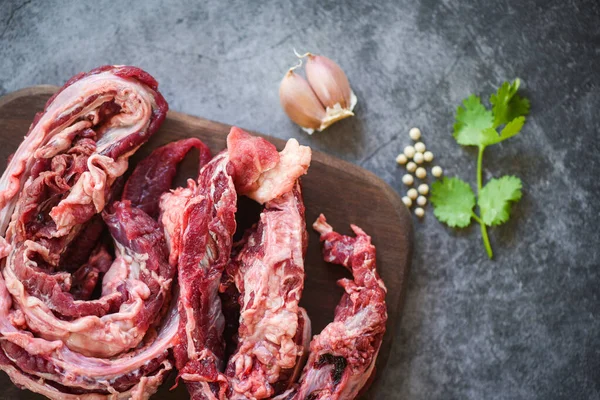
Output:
[[276, 214, 387, 400], [223, 182, 311, 399], [161, 127, 311, 400], [70, 245, 112, 300], [122, 137, 211, 218]]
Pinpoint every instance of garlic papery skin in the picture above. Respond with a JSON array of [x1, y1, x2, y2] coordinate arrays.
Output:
[[305, 53, 357, 116], [319, 102, 355, 131], [279, 69, 327, 134]]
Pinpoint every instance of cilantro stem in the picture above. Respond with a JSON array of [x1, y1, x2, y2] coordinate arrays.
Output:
[[477, 146, 485, 191], [479, 219, 493, 258], [477, 146, 493, 259]]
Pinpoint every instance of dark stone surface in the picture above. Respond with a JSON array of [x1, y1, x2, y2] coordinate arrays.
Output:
[[1, 0, 599, 399]]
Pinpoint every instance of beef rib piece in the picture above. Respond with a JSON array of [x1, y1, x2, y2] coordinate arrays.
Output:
[[161, 127, 311, 400], [276, 214, 387, 400], [222, 181, 312, 399], [0, 66, 184, 399]]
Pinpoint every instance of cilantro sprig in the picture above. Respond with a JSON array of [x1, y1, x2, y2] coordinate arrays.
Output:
[[430, 79, 529, 258]]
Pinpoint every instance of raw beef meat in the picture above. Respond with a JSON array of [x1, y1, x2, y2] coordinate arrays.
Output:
[[0, 64, 387, 400], [227, 128, 311, 205], [161, 127, 311, 400], [122, 137, 211, 218], [276, 214, 387, 400], [0, 66, 184, 399], [170, 150, 238, 400], [1, 65, 167, 252], [222, 181, 311, 399]]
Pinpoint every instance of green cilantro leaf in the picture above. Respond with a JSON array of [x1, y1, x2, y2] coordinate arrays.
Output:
[[497, 116, 525, 142], [490, 79, 530, 127], [430, 177, 476, 228], [453, 95, 496, 146], [478, 176, 523, 226], [481, 116, 526, 145]]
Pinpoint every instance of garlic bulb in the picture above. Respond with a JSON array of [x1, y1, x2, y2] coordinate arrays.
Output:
[[279, 52, 357, 134]]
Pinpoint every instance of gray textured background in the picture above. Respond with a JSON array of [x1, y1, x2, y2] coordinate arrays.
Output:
[[1, 0, 599, 399]]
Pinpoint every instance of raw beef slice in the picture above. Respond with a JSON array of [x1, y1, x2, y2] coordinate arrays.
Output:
[[0, 66, 182, 399], [160, 127, 312, 400], [275, 214, 387, 400]]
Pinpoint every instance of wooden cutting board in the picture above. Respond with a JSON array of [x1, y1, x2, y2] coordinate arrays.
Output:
[[0, 86, 413, 399]]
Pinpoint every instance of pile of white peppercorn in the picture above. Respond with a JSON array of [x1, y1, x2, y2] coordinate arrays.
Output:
[[395, 127, 443, 218]]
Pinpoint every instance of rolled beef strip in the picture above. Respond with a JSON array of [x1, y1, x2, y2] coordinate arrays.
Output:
[[0, 66, 184, 399]]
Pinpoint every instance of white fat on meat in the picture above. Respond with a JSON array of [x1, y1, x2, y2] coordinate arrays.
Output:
[[0, 70, 157, 241], [227, 182, 308, 399], [0, 359, 173, 400], [159, 180, 196, 267], [246, 139, 311, 204], [50, 154, 130, 235], [1, 240, 161, 357]]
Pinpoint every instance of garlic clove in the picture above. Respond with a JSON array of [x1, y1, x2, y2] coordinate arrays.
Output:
[[305, 53, 357, 114], [279, 69, 327, 134]]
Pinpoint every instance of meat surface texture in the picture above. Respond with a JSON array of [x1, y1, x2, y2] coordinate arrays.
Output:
[[122, 138, 211, 218], [0, 66, 182, 399], [161, 126, 312, 400], [276, 214, 387, 400], [223, 181, 311, 399]]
